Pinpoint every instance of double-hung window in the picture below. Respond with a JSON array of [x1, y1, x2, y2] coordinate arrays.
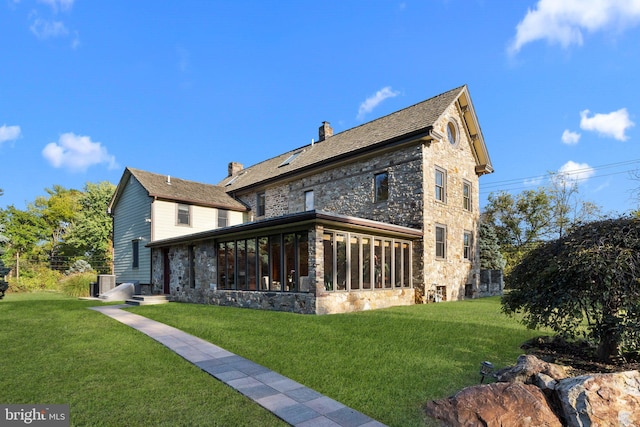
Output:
[[304, 190, 314, 211], [218, 209, 228, 228], [177, 203, 190, 226], [257, 192, 266, 217], [463, 181, 472, 211], [435, 225, 446, 259], [374, 172, 389, 202], [463, 231, 473, 260], [435, 168, 446, 203]]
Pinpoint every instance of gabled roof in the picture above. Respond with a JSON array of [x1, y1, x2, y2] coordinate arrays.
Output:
[[109, 167, 248, 213], [221, 85, 493, 192]]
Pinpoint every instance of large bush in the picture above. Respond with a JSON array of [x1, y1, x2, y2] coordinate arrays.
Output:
[[503, 217, 640, 361], [60, 272, 97, 298]]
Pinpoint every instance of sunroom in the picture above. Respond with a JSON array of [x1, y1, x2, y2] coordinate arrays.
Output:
[[147, 210, 422, 314]]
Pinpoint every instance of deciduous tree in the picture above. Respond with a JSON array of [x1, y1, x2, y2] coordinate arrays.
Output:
[[502, 217, 640, 361]]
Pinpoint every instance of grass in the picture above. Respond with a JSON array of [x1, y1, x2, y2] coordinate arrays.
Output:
[[128, 297, 546, 426], [1, 293, 545, 426], [0, 293, 286, 427]]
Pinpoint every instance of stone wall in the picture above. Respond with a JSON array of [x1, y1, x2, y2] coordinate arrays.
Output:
[[171, 288, 317, 314], [316, 288, 415, 315]]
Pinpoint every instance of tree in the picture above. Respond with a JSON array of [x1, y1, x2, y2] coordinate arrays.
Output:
[[502, 217, 640, 361], [64, 181, 115, 273], [481, 188, 552, 271], [478, 222, 506, 270], [0, 205, 46, 280]]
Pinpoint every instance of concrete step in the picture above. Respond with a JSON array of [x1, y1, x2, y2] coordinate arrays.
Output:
[[126, 295, 170, 306]]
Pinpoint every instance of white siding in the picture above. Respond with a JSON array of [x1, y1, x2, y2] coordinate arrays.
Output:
[[112, 176, 152, 284], [152, 200, 244, 241]]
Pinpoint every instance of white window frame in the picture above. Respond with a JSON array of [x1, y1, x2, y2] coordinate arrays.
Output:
[[463, 230, 473, 261], [304, 190, 314, 211], [177, 203, 191, 226], [463, 180, 472, 212], [435, 224, 447, 259], [435, 167, 447, 203]]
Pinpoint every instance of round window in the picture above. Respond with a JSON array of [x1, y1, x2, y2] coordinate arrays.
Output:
[[447, 121, 458, 145]]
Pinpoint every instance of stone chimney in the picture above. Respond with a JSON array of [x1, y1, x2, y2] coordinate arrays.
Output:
[[228, 162, 243, 177], [319, 121, 333, 141]]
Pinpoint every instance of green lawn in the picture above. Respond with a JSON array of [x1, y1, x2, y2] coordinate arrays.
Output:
[[0, 293, 544, 426]]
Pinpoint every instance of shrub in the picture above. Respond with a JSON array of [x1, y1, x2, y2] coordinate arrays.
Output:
[[66, 259, 93, 275], [60, 272, 97, 298], [8, 265, 62, 293]]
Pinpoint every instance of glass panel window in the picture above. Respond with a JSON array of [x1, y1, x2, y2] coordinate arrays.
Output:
[[305, 190, 314, 211], [270, 235, 282, 291], [247, 238, 257, 290], [323, 232, 334, 291], [217, 242, 226, 288], [258, 237, 269, 290], [132, 240, 139, 268], [237, 240, 246, 290], [257, 192, 266, 217], [336, 233, 347, 290], [383, 240, 392, 288], [350, 236, 360, 290], [297, 232, 310, 292], [226, 241, 235, 289], [218, 209, 228, 228], [402, 243, 410, 287], [436, 225, 446, 259], [394, 242, 402, 287], [435, 168, 446, 202], [284, 233, 296, 291], [464, 231, 473, 261], [374, 172, 389, 202], [463, 181, 472, 211], [362, 237, 372, 289], [177, 203, 190, 225], [374, 239, 383, 288]]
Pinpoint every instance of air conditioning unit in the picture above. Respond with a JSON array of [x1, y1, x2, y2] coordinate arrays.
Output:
[[97, 274, 116, 294]]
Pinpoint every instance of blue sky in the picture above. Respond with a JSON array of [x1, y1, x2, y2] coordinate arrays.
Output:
[[1, 0, 640, 215]]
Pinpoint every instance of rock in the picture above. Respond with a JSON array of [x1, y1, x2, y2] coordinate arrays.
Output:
[[424, 382, 562, 427], [556, 370, 640, 427], [535, 373, 558, 392], [496, 354, 570, 384]]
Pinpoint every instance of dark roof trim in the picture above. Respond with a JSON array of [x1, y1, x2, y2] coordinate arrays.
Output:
[[229, 127, 437, 194], [147, 210, 423, 248]]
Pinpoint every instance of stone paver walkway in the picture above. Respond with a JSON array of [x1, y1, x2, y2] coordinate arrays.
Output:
[[90, 305, 385, 427]]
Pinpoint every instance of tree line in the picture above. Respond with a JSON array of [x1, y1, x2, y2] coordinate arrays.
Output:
[[0, 182, 115, 281]]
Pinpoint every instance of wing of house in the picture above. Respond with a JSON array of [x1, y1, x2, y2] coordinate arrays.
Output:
[[108, 167, 248, 288], [112, 85, 495, 313]]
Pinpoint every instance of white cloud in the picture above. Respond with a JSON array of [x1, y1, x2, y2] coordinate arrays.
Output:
[[508, 0, 640, 54], [561, 129, 581, 145], [30, 18, 68, 39], [524, 176, 544, 186], [38, 0, 74, 12], [579, 108, 635, 141], [357, 87, 400, 120], [42, 132, 118, 172], [555, 160, 595, 184], [0, 125, 22, 144]]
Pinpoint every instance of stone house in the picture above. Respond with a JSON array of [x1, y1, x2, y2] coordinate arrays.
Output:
[[111, 85, 494, 314]]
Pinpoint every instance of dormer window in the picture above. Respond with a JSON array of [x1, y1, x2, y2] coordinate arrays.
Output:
[[279, 151, 302, 167]]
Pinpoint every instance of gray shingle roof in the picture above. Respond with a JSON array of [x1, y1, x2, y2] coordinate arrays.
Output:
[[221, 85, 466, 192], [124, 168, 248, 211]]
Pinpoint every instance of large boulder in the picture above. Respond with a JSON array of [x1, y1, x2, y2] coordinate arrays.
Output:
[[496, 354, 570, 384], [556, 370, 640, 427], [424, 382, 562, 427]]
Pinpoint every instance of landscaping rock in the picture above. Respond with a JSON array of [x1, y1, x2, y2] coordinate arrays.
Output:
[[424, 382, 562, 427], [555, 370, 640, 427], [495, 354, 570, 384]]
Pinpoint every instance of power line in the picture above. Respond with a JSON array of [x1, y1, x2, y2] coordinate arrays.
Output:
[[480, 159, 640, 195]]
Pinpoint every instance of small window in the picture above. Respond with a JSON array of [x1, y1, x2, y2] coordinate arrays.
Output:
[[435, 168, 446, 202], [218, 209, 228, 228], [374, 172, 389, 202], [463, 181, 472, 211], [132, 240, 139, 268], [463, 231, 473, 260], [177, 203, 190, 226], [447, 121, 458, 145], [257, 192, 265, 217], [305, 190, 314, 211], [279, 151, 302, 167], [435, 225, 446, 259]]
